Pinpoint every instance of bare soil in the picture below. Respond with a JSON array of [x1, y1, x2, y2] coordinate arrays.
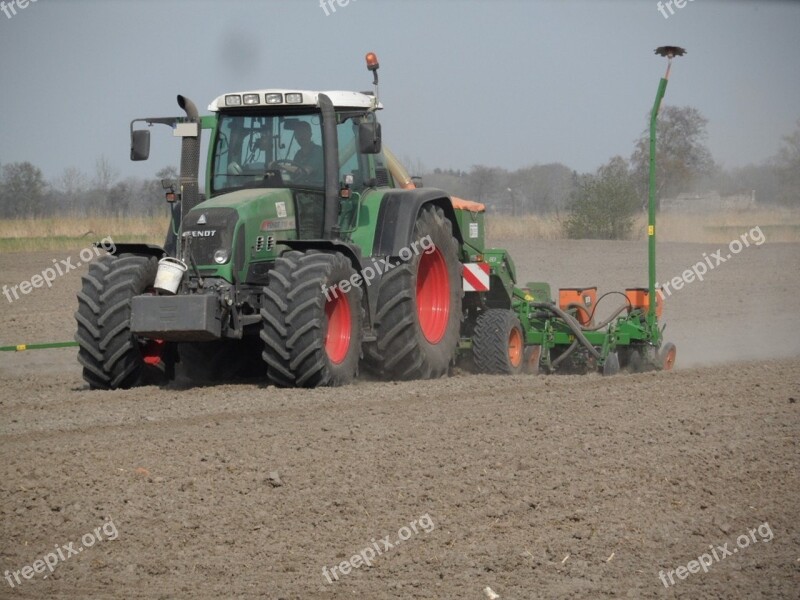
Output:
[[1, 239, 799, 599]]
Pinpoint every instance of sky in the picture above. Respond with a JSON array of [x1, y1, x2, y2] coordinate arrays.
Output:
[[0, 0, 798, 184]]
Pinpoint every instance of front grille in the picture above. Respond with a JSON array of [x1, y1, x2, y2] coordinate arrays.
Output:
[[182, 207, 238, 266]]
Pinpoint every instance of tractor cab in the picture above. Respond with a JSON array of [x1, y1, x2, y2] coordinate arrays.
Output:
[[206, 89, 387, 241]]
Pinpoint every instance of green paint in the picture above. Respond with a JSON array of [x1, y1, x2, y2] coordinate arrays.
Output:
[[348, 189, 385, 254], [0, 341, 78, 352], [184, 187, 298, 282], [648, 77, 668, 337]]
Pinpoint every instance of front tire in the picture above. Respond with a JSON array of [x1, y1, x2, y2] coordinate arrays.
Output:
[[74, 254, 170, 390], [261, 251, 362, 387], [365, 205, 462, 380]]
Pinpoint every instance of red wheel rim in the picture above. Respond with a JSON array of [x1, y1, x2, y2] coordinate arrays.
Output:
[[416, 248, 450, 344], [508, 328, 523, 368], [142, 339, 165, 366], [324, 289, 351, 364]]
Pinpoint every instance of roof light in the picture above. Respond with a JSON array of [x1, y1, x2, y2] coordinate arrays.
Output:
[[224, 94, 242, 107], [243, 93, 260, 105], [365, 52, 379, 71], [285, 93, 303, 104], [265, 93, 283, 104]]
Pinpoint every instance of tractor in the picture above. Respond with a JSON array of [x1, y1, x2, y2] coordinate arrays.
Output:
[[75, 51, 677, 390]]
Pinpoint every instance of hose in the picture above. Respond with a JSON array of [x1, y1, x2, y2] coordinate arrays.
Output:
[[564, 290, 633, 332], [551, 339, 579, 369], [588, 291, 632, 322], [583, 304, 629, 331], [532, 303, 601, 360], [1, 341, 78, 352]]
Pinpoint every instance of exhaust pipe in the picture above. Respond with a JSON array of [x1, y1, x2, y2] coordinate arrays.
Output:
[[318, 94, 340, 240], [177, 94, 199, 120], [176, 95, 201, 215]]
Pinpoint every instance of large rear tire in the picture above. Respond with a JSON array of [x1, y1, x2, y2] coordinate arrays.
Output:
[[74, 254, 170, 390], [261, 251, 362, 388], [473, 309, 524, 375], [365, 205, 462, 380]]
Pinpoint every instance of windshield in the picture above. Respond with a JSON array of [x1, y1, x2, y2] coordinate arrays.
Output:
[[211, 113, 324, 194]]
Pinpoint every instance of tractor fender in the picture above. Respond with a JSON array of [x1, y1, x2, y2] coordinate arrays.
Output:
[[372, 188, 464, 257]]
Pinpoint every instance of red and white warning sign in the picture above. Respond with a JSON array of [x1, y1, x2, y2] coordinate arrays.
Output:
[[462, 262, 490, 292]]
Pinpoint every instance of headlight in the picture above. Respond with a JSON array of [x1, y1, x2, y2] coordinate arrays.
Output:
[[213, 249, 230, 264], [224, 95, 242, 107], [285, 93, 303, 104], [243, 93, 260, 105], [265, 93, 283, 104]]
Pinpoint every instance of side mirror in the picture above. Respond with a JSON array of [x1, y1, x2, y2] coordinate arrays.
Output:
[[411, 176, 424, 188], [131, 129, 151, 161], [358, 121, 382, 154]]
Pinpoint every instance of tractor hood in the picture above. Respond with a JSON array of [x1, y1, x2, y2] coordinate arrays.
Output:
[[181, 187, 298, 282], [190, 187, 296, 215]]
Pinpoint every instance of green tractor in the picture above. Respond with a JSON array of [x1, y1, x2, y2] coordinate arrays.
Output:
[[75, 51, 676, 390], [75, 53, 472, 389]]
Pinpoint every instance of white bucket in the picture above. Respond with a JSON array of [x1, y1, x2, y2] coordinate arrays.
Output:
[[153, 257, 187, 294]]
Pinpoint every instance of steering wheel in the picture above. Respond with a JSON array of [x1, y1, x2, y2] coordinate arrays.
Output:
[[268, 159, 303, 181]]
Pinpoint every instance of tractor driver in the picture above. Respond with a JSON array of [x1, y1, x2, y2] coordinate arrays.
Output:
[[274, 121, 324, 184]]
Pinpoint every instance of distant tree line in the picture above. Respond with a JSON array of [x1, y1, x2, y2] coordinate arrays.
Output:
[[0, 110, 797, 241], [0, 158, 177, 219], [421, 110, 800, 239]]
